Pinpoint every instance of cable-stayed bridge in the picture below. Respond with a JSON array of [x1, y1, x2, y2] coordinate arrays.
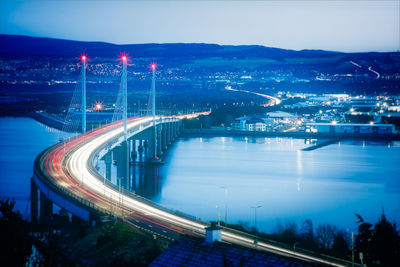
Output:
[[31, 55, 354, 267]]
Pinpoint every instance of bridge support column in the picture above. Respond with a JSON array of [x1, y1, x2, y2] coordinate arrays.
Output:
[[39, 191, 53, 224], [157, 124, 163, 156], [177, 121, 182, 135], [170, 122, 175, 142], [116, 142, 129, 189], [30, 177, 38, 224], [144, 140, 149, 161], [130, 139, 137, 162], [104, 153, 112, 181], [173, 121, 177, 139], [138, 140, 144, 161], [166, 122, 171, 145], [162, 121, 167, 151]]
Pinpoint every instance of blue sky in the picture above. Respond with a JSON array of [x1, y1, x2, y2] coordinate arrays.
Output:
[[1, 0, 399, 52]]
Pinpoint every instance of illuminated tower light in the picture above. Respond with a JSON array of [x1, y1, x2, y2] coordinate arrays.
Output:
[[120, 53, 129, 141], [81, 54, 87, 134], [151, 62, 157, 159]]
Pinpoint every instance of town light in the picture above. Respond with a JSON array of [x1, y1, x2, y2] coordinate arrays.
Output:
[[94, 102, 103, 111]]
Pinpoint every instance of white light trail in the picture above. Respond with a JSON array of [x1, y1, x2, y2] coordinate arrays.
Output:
[[51, 115, 349, 267]]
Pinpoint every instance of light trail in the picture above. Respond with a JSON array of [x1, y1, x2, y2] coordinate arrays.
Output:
[[37, 113, 352, 267], [225, 85, 281, 106], [349, 61, 362, 68], [368, 66, 380, 79]]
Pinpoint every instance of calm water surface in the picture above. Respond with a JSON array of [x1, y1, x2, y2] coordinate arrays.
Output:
[[1, 117, 399, 233], [0, 117, 70, 216], [146, 137, 400, 232]]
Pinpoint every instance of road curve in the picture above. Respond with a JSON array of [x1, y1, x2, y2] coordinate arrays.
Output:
[[36, 114, 352, 267], [225, 85, 281, 106]]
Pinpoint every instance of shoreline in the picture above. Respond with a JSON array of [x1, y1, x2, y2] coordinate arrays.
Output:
[[182, 128, 400, 140], [3, 114, 399, 141]]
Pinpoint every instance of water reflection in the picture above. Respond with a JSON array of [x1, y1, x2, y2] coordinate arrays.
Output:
[[99, 141, 163, 199], [97, 136, 400, 233]]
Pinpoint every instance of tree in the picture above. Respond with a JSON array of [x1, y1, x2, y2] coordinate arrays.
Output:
[[0, 198, 33, 266], [370, 212, 400, 266], [300, 219, 314, 241], [355, 214, 373, 265], [332, 231, 351, 259], [316, 224, 337, 249]]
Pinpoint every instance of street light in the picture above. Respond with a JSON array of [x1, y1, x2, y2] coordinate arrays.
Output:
[[216, 205, 221, 226], [220, 186, 228, 225], [347, 227, 357, 267], [250, 205, 262, 231]]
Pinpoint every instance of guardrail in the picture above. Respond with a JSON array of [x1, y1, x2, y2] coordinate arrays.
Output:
[[87, 119, 200, 224], [34, 117, 356, 267]]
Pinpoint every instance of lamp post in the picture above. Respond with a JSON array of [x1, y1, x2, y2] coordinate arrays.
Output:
[[347, 227, 357, 267], [216, 205, 221, 226], [220, 186, 228, 225], [250, 206, 262, 231], [352, 231, 354, 267]]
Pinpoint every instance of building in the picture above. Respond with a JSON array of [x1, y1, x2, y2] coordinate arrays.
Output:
[[266, 111, 300, 122], [150, 237, 318, 267], [232, 116, 250, 130], [306, 123, 395, 134], [232, 112, 300, 132]]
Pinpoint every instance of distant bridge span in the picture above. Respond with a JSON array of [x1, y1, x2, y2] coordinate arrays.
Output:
[[32, 114, 353, 267]]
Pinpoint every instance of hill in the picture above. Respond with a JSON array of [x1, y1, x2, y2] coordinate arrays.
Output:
[[0, 34, 340, 59]]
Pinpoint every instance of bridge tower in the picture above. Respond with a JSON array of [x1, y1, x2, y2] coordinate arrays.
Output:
[[122, 55, 128, 141], [151, 63, 157, 159], [81, 55, 87, 134]]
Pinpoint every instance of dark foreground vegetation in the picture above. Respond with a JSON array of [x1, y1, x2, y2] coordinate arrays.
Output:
[[0, 199, 164, 266], [1, 198, 399, 266], [224, 211, 400, 267]]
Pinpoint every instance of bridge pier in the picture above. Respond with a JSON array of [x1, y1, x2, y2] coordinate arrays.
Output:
[[103, 153, 112, 181], [138, 140, 144, 161], [157, 123, 163, 156], [30, 177, 38, 224], [172, 121, 177, 140], [166, 122, 171, 145], [162, 120, 168, 151], [115, 142, 129, 189], [169, 122, 174, 143], [39, 191, 53, 224], [144, 140, 149, 161], [130, 139, 137, 162]]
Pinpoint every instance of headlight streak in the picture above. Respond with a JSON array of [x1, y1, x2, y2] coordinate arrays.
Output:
[[67, 117, 207, 233], [40, 114, 348, 267]]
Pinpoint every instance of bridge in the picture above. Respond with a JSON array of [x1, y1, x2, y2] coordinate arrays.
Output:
[[31, 55, 353, 267]]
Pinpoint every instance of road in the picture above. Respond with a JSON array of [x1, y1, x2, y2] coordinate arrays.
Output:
[[225, 85, 281, 106], [37, 114, 353, 267]]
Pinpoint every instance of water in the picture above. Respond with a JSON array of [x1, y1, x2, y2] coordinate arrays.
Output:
[[1, 117, 399, 234], [0, 117, 70, 217], [124, 136, 400, 233]]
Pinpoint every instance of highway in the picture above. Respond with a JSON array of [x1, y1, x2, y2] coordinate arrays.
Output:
[[225, 85, 282, 106], [36, 114, 353, 267]]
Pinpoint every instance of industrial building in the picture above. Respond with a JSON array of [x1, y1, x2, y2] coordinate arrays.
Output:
[[306, 123, 395, 134]]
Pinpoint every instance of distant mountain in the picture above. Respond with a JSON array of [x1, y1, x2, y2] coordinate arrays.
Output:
[[0, 34, 341, 59]]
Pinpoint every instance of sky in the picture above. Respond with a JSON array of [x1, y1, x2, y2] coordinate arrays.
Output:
[[0, 0, 399, 52]]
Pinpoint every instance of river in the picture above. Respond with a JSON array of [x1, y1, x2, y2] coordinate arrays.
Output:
[[1, 117, 399, 233]]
